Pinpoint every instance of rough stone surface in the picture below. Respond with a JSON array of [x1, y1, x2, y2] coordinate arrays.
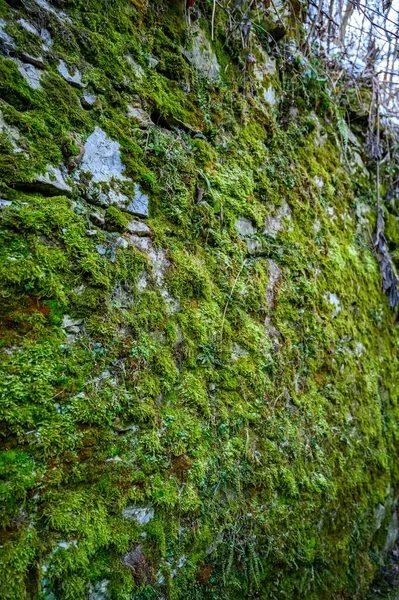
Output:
[[263, 86, 276, 106], [264, 200, 292, 238], [31, 165, 72, 196], [57, 60, 86, 88], [384, 509, 399, 554], [75, 127, 149, 217], [236, 217, 262, 253], [127, 220, 151, 236], [87, 579, 110, 600], [181, 27, 220, 83], [0, 110, 22, 152], [326, 292, 341, 318], [20, 52, 45, 68], [122, 506, 154, 524], [121, 546, 152, 585], [81, 90, 97, 109], [127, 106, 152, 128], [35, 0, 72, 23], [15, 58, 43, 89], [0, 18, 15, 54]]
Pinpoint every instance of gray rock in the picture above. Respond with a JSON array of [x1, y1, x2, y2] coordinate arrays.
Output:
[[263, 86, 276, 106], [231, 345, 249, 360], [86, 229, 97, 236], [116, 236, 129, 249], [0, 110, 22, 152], [63, 315, 83, 335], [236, 217, 261, 254], [129, 235, 169, 285], [90, 210, 105, 226], [35, 0, 72, 24], [384, 509, 399, 554], [127, 184, 149, 218], [314, 176, 324, 189], [137, 270, 148, 291], [122, 506, 154, 524], [77, 127, 129, 184], [87, 579, 110, 600], [127, 106, 152, 128], [40, 28, 53, 50], [17, 19, 39, 36], [57, 60, 86, 88], [265, 260, 281, 307], [125, 55, 144, 81], [127, 220, 151, 236], [0, 18, 15, 54], [236, 216, 256, 237], [181, 27, 220, 83], [147, 55, 159, 69], [326, 292, 341, 318], [81, 90, 97, 109], [15, 59, 43, 89], [374, 503, 386, 531], [264, 200, 292, 238], [20, 52, 45, 69], [0, 199, 12, 208], [76, 127, 149, 217], [31, 165, 72, 196]]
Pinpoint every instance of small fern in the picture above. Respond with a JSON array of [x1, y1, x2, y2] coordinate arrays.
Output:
[[336, 107, 349, 156]]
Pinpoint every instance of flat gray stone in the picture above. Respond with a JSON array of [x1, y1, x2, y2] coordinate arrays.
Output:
[[76, 127, 149, 217], [81, 90, 97, 109], [87, 579, 110, 600], [127, 184, 149, 218], [236, 216, 256, 237], [236, 217, 261, 253], [181, 27, 220, 83], [122, 506, 154, 524], [15, 59, 43, 89], [20, 52, 45, 69], [127, 220, 151, 236], [32, 165, 72, 196], [264, 200, 292, 238], [77, 127, 128, 185], [0, 199, 12, 208], [35, 0, 72, 23], [17, 19, 39, 36], [127, 106, 152, 128], [0, 18, 15, 54], [58, 60, 86, 88]]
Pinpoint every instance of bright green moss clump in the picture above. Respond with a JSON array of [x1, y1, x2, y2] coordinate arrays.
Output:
[[0, 0, 398, 599]]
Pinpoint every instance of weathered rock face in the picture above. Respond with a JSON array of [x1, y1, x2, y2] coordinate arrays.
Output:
[[0, 1, 398, 600], [75, 127, 149, 217]]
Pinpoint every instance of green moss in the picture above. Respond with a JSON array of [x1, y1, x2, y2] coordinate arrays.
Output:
[[0, 0, 398, 598]]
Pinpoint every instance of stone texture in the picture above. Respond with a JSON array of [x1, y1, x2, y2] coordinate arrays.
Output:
[[127, 106, 152, 128], [181, 27, 220, 83], [264, 200, 292, 238], [35, 0, 72, 24], [87, 579, 110, 600], [20, 52, 45, 68], [57, 60, 86, 88], [121, 546, 152, 585], [122, 506, 154, 524], [127, 220, 151, 236], [0, 18, 15, 54], [81, 90, 97, 109], [31, 165, 72, 196], [15, 58, 43, 89], [326, 292, 341, 318], [236, 217, 262, 254], [75, 127, 149, 217]]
